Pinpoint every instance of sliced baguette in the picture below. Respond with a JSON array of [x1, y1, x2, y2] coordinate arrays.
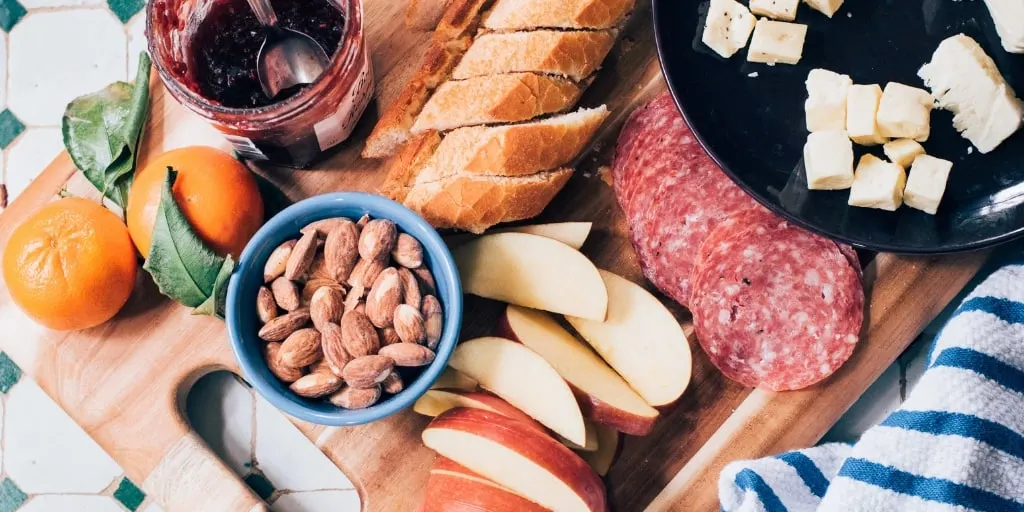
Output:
[[482, 0, 635, 30], [380, 131, 443, 203], [411, 73, 583, 134], [452, 30, 617, 81]]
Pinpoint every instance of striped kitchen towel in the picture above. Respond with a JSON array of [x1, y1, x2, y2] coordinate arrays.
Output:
[[719, 261, 1024, 512]]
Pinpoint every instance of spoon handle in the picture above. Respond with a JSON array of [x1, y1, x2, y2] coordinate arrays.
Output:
[[246, 0, 278, 26]]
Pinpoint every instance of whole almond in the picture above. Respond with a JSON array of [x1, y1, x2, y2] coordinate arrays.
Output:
[[356, 213, 371, 230], [257, 286, 278, 323], [301, 217, 349, 237], [290, 371, 342, 398], [320, 322, 352, 376], [271, 277, 301, 312], [264, 240, 296, 282], [347, 258, 387, 290], [344, 291, 363, 314], [378, 343, 435, 367], [382, 372, 404, 394], [412, 266, 436, 296], [308, 254, 334, 281], [340, 310, 380, 357], [397, 267, 421, 309], [309, 359, 333, 375], [258, 309, 310, 341], [265, 342, 303, 383], [358, 219, 398, 262], [393, 304, 425, 345], [342, 355, 394, 388], [301, 279, 345, 306], [366, 267, 403, 328], [279, 328, 323, 367], [285, 231, 318, 280], [421, 295, 443, 350], [392, 233, 424, 268], [379, 327, 402, 346], [310, 286, 344, 330], [329, 385, 380, 409], [324, 221, 360, 283]]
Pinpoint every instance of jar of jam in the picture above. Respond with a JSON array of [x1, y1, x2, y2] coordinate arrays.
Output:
[[146, 0, 372, 168]]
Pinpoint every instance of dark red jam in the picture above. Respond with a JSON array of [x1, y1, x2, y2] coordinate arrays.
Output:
[[190, 0, 346, 109]]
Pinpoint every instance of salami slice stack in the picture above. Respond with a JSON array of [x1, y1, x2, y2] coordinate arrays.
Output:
[[612, 92, 865, 391]]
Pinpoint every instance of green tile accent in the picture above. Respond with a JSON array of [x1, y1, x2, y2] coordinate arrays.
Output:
[[0, 352, 22, 394], [245, 472, 274, 501], [0, 0, 24, 33], [108, 0, 146, 23], [113, 477, 145, 512], [0, 478, 27, 512], [0, 110, 24, 150]]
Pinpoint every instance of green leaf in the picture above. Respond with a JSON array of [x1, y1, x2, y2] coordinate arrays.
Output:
[[62, 52, 151, 209], [144, 168, 234, 318]]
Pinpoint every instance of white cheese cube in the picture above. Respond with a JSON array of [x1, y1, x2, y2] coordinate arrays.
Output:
[[702, 0, 757, 58], [805, 69, 852, 132], [883, 139, 926, 168], [750, 0, 799, 21], [983, 0, 1024, 53], [804, 130, 854, 190], [904, 154, 952, 214], [848, 154, 907, 211], [846, 84, 888, 146], [876, 82, 933, 142], [804, 0, 844, 17], [747, 19, 807, 65], [919, 34, 1024, 153]]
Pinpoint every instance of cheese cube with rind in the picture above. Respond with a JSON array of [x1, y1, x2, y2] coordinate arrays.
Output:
[[804, 130, 854, 190], [702, 0, 757, 58], [876, 82, 933, 142], [750, 0, 799, 21], [883, 139, 925, 168], [747, 19, 807, 65], [846, 84, 888, 146], [848, 154, 907, 211], [805, 69, 852, 132], [904, 154, 952, 215], [804, 0, 844, 17]]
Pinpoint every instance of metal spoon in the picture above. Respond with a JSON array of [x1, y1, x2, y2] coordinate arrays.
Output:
[[247, 0, 331, 100]]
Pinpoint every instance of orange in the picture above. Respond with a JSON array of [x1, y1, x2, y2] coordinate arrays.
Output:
[[126, 146, 264, 259], [3, 197, 138, 331]]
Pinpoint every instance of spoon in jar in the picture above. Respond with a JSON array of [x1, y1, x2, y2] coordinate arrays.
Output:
[[247, 0, 331, 100]]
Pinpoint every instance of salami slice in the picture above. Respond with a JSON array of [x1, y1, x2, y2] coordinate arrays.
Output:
[[689, 215, 864, 391]]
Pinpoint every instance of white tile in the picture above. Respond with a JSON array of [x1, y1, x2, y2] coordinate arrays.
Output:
[[186, 371, 255, 477], [271, 490, 361, 512], [126, 13, 148, 78], [142, 501, 165, 512], [6, 128, 61, 201], [0, 34, 7, 110], [21, 0, 104, 8], [8, 10, 127, 126], [5, 379, 121, 494], [20, 495, 124, 512], [254, 395, 356, 492]]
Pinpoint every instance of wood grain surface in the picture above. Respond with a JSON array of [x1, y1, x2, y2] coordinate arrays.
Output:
[[0, 0, 988, 510]]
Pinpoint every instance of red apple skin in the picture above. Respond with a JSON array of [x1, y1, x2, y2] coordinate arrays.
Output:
[[425, 408, 608, 512], [423, 465, 548, 512], [428, 389, 547, 433]]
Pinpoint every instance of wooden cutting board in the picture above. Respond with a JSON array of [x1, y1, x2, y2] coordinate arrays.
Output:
[[0, 0, 991, 510]]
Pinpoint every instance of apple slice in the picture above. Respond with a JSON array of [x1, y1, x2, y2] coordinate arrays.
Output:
[[566, 270, 693, 406], [423, 408, 607, 512], [431, 367, 477, 391], [452, 232, 607, 320], [412, 389, 545, 432], [424, 457, 549, 512], [499, 305, 659, 435], [577, 424, 620, 476], [498, 222, 592, 249], [556, 419, 599, 452], [448, 337, 587, 445]]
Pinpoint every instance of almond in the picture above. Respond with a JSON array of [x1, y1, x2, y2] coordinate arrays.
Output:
[[412, 266, 436, 296], [382, 372, 404, 394], [265, 342, 303, 383], [342, 355, 394, 388], [320, 322, 351, 376], [257, 286, 278, 324], [301, 279, 345, 306], [258, 309, 310, 341], [301, 217, 350, 237], [264, 240, 296, 282], [366, 267, 403, 328], [378, 343, 435, 367], [324, 220, 360, 283], [356, 213, 371, 230], [392, 233, 424, 268], [379, 327, 402, 346], [310, 286, 344, 330], [290, 371, 342, 398], [279, 328, 323, 367], [329, 385, 380, 409], [347, 258, 387, 290], [309, 359, 333, 375], [340, 310, 380, 357], [271, 276, 301, 312], [285, 231, 318, 281], [393, 304, 425, 345], [344, 292, 363, 314], [358, 219, 398, 262], [397, 267, 421, 309], [421, 295, 443, 350], [308, 254, 334, 281]]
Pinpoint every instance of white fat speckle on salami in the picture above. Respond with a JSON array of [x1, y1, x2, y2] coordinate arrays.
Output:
[[689, 215, 864, 391]]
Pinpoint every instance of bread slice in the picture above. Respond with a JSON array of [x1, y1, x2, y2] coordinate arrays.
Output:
[[403, 169, 574, 233], [482, 0, 635, 30], [452, 30, 617, 81], [411, 73, 583, 134], [380, 131, 443, 203]]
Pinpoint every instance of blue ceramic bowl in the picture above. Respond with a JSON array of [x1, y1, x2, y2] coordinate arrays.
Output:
[[226, 192, 462, 426]]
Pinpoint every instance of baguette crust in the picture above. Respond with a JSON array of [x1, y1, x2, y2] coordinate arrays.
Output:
[[482, 0, 635, 30], [452, 30, 617, 81], [380, 131, 443, 203]]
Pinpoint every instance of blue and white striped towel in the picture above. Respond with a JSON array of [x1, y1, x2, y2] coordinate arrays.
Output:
[[719, 261, 1024, 512]]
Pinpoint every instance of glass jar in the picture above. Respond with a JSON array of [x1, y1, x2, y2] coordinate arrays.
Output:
[[146, 0, 373, 168]]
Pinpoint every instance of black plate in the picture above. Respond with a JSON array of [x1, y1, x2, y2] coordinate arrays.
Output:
[[653, 0, 1024, 253]]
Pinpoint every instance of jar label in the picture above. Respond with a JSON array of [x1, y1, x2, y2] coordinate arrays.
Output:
[[314, 46, 375, 152]]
